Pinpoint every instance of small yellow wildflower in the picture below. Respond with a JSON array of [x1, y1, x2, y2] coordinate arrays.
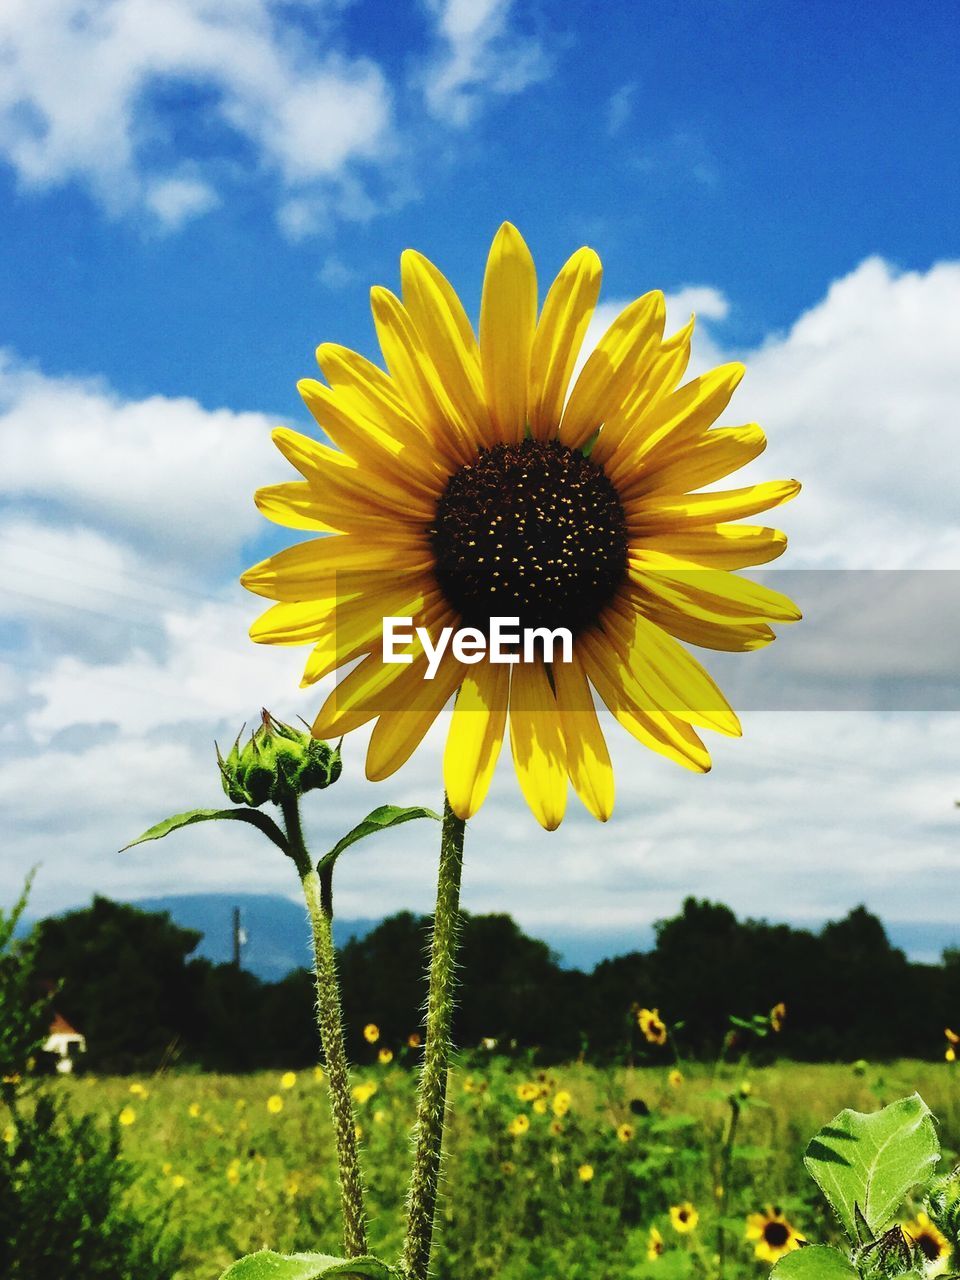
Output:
[[280, 1071, 297, 1090], [550, 1120, 564, 1135], [363, 1023, 380, 1044], [129, 1081, 148, 1098], [746, 1206, 804, 1263], [508, 1114, 530, 1136], [517, 1082, 539, 1102], [407, 1033, 421, 1048], [373, 1109, 386, 1125], [616, 1122, 634, 1143], [266, 1094, 284, 1115], [161, 1161, 173, 1175], [378, 1048, 393, 1065], [578, 1163, 594, 1182], [648, 1226, 665, 1260], [285, 1175, 300, 1199], [187, 1101, 201, 1118], [552, 1089, 572, 1117], [903, 1212, 952, 1270], [770, 1001, 787, 1033], [945, 1028, 959, 1044], [314, 1065, 325, 1082], [352, 1081, 377, 1105], [739, 1080, 753, 1098], [947, 1047, 956, 1063], [638, 1007, 668, 1046], [533, 1097, 548, 1115], [670, 1203, 699, 1233], [668, 1069, 684, 1089], [226, 1159, 241, 1187], [170, 1174, 187, 1191], [118, 1106, 136, 1127]]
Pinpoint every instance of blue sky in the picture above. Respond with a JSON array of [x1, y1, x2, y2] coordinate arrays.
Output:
[[1, 0, 959, 955]]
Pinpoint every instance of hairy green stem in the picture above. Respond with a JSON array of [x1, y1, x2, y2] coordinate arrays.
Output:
[[402, 796, 466, 1280], [281, 797, 368, 1258], [716, 1095, 741, 1280]]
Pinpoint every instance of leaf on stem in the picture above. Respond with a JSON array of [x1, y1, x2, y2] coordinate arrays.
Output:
[[219, 1251, 398, 1280], [120, 808, 289, 855], [803, 1094, 939, 1242], [318, 805, 440, 877], [771, 1245, 860, 1280]]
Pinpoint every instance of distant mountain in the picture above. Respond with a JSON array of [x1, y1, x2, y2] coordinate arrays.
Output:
[[132, 894, 379, 982]]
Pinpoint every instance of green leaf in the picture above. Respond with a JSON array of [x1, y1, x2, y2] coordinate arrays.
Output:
[[219, 1251, 398, 1280], [121, 808, 288, 855], [803, 1094, 939, 1241], [772, 1245, 860, 1280], [318, 804, 440, 876]]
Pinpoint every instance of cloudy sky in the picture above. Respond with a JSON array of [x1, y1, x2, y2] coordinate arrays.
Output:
[[1, 0, 958, 960]]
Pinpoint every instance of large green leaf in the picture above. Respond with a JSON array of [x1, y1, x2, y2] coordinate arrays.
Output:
[[219, 1251, 398, 1280], [318, 805, 440, 876], [803, 1094, 939, 1241], [120, 808, 288, 855], [772, 1246, 859, 1280]]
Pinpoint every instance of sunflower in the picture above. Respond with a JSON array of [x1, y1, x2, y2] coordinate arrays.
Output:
[[903, 1212, 953, 1272], [770, 1001, 787, 1033], [243, 223, 800, 829], [670, 1203, 699, 1233], [638, 1007, 668, 1046], [746, 1206, 804, 1263]]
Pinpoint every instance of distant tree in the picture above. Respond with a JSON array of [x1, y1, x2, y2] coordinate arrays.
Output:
[[32, 898, 201, 1072]]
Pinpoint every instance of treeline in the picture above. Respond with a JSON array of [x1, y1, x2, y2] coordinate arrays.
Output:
[[28, 896, 960, 1073]]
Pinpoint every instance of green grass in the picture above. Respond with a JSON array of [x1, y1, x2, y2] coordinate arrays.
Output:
[[49, 1059, 960, 1280]]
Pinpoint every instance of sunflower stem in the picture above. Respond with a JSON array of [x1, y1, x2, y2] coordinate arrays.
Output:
[[716, 1094, 741, 1280], [281, 796, 368, 1258], [402, 795, 466, 1280]]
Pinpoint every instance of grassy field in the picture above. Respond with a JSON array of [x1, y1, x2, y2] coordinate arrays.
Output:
[[53, 1058, 960, 1280]]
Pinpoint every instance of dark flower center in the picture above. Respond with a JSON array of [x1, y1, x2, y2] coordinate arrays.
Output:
[[916, 1233, 942, 1261], [429, 439, 628, 635], [764, 1222, 790, 1248]]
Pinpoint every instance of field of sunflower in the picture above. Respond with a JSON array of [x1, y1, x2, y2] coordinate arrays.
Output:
[[49, 1058, 960, 1280]]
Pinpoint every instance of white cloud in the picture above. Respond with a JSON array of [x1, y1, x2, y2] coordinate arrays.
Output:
[[144, 175, 220, 229], [318, 254, 357, 290], [734, 257, 960, 568], [0, 0, 392, 228], [419, 0, 550, 125], [605, 82, 636, 137], [0, 351, 280, 572]]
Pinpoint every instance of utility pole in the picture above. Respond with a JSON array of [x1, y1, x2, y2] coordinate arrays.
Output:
[[232, 906, 243, 969]]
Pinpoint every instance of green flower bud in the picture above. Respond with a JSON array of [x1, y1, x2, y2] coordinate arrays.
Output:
[[216, 711, 341, 808]]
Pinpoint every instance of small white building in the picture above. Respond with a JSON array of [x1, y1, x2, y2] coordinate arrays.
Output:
[[43, 1012, 87, 1074]]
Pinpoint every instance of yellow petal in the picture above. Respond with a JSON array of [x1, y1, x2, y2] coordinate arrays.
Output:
[[627, 479, 801, 529], [250, 596, 347, 645], [559, 291, 666, 449], [528, 247, 602, 440], [630, 563, 802, 625], [444, 660, 510, 818], [591, 315, 694, 466], [508, 661, 567, 830], [315, 343, 442, 461], [553, 652, 614, 821], [601, 601, 741, 736], [255, 482, 338, 533], [241, 537, 432, 602], [366, 654, 464, 781], [401, 250, 488, 444], [480, 222, 537, 443], [606, 363, 746, 487], [298, 378, 443, 495], [636, 598, 776, 651], [629, 525, 788, 570], [370, 287, 474, 465], [624, 424, 767, 499], [298, 582, 440, 686], [578, 630, 711, 772], [271, 427, 435, 522]]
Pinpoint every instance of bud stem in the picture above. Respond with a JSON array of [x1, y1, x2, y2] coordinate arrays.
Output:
[[402, 795, 466, 1280], [280, 796, 368, 1258]]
